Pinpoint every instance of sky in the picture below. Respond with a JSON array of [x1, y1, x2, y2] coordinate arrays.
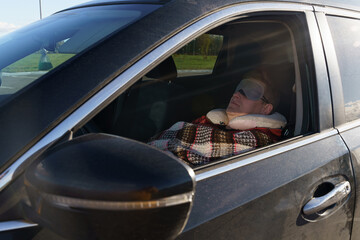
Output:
[[0, 0, 90, 36]]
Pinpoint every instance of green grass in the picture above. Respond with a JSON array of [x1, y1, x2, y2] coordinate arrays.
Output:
[[3, 53, 75, 73], [172, 54, 217, 70], [3, 53, 216, 73]]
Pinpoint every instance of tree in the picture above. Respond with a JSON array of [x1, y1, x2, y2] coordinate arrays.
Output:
[[197, 34, 211, 58]]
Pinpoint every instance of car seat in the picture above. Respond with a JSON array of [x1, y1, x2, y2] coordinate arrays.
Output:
[[111, 56, 185, 141]]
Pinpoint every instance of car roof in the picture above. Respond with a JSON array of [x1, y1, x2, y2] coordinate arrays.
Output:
[[63, 0, 360, 13], [59, 0, 172, 13]]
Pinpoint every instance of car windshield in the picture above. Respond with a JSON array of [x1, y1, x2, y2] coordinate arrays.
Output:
[[0, 4, 160, 104]]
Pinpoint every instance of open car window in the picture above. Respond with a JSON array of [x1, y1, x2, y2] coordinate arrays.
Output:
[[77, 13, 316, 168]]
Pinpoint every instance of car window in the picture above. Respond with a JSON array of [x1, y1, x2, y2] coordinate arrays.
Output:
[[0, 4, 160, 104], [79, 14, 315, 168], [327, 15, 360, 122], [172, 34, 224, 77]]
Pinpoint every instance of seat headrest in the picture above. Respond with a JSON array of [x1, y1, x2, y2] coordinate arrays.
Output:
[[146, 56, 177, 81]]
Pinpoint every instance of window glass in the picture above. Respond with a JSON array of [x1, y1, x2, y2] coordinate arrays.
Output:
[[327, 16, 360, 122], [172, 34, 223, 77], [0, 4, 160, 104]]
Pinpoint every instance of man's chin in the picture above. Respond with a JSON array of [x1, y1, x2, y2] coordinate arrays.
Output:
[[225, 111, 248, 121]]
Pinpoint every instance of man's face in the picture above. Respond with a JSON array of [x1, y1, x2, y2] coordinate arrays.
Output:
[[226, 91, 267, 116]]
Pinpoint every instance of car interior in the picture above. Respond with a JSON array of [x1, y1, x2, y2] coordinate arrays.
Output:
[[77, 15, 315, 166]]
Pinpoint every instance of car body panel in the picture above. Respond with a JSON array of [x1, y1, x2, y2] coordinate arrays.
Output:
[[338, 125, 360, 240], [0, 0, 359, 239], [179, 133, 354, 239]]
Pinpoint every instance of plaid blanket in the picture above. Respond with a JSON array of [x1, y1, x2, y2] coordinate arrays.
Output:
[[148, 121, 280, 166]]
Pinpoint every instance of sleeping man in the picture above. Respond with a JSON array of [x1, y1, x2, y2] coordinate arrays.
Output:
[[148, 69, 287, 166]]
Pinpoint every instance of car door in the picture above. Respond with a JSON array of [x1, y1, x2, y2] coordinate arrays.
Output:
[[316, 6, 360, 240], [175, 4, 355, 240]]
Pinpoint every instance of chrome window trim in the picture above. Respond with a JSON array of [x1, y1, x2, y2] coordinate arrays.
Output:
[[337, 119, 360, 133], [196, 129, 338, 181], [0, 220, 37, 232], [314, 6, 360, 19], [0, 3, 313, 194]]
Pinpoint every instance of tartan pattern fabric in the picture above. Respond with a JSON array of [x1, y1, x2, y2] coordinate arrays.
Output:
[[148, 121, 279, 166]]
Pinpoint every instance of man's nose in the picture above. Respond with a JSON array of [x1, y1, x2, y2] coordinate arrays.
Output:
[[233, 91, 243, 98]]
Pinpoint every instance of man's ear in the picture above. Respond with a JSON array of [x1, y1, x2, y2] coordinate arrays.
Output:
[[262, 103, 273, 115]]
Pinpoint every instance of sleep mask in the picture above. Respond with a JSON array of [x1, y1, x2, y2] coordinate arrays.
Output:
[[235, 78, 269, 103]]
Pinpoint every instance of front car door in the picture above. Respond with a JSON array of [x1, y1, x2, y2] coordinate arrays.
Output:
[[174, 4, 355, 239]]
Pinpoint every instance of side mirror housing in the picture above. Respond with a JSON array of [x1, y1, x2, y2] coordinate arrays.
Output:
[[24, 133, 195, 240]]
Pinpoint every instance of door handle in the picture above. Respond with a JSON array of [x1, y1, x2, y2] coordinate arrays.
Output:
[[303, 181, 351, 215]]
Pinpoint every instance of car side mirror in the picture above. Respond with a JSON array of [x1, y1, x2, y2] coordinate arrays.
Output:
[[23, 133, 195, 240]]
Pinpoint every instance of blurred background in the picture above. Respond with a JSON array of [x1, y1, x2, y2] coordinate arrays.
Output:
[[0, 0, 89, 37]]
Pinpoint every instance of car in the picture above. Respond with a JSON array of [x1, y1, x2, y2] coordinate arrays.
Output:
[[1, 0, 360, 239]]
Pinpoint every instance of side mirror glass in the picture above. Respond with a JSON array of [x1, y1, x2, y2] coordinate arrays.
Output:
[[23, 133, 195, 240]]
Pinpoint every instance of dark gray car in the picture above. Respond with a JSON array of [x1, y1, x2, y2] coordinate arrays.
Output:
[[1, 0, 360, 239]]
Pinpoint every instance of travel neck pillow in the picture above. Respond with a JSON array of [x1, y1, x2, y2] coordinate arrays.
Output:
[[206, 109, 287, 130]]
